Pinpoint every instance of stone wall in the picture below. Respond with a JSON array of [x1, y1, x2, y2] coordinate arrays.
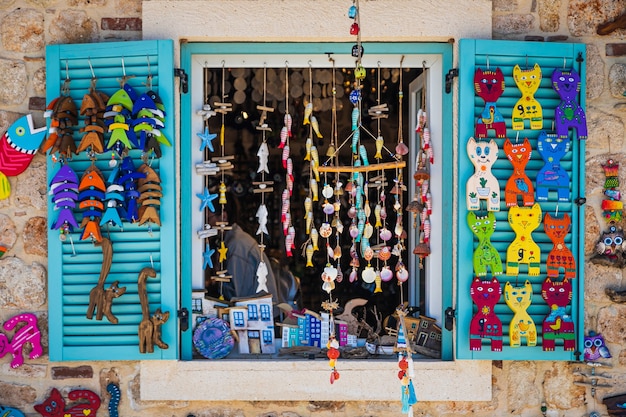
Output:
[[0, 0, 625, 416]]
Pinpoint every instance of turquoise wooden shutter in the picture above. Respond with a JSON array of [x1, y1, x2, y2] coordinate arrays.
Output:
[[46, 40, 178, 360], [457, 39, 586, 360]]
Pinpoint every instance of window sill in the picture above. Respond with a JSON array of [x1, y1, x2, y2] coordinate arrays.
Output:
[[140, 359, 492, 401]]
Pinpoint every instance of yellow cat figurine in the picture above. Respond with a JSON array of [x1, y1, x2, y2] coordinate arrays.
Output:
[[504, 280, 537, 347], [512, 63, 543, 130], [506, 203, 542, 276]]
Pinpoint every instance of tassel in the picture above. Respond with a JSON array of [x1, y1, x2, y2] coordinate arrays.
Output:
[[401, 385, 409, 413]]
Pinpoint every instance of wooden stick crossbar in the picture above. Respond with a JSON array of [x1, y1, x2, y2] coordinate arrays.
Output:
[[317, 160, 406, 173]]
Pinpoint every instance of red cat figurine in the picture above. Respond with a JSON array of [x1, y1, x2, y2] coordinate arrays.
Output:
[[474, 67, 507, 138], [544, 212, 576, 279], [34, 388, 100, 417], [469, 276, 503, 352], [541, 277, 575, 351], [503, 138, 534, 207]]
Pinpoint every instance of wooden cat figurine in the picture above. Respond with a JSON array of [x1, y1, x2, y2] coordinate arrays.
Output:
[[466, 137, 500, 212], [541, 277, 575, 351], [544, 212, 576, 279], [469, 276, 503, 351], [138, 267, 169, 354], [552, 68, 587, 140], [512, 63, 543, 130], [536, 131, 570, 202], [467, 211, 503, 276], [0, 405, 25, 417], [86, 237, 127, 323], [34, 388, 101, 417], [506, 203, 542, 276], [474, 67, 507, 138], [504, 280, 537, 347], [0, 313, 42, 368], [503, 138, 534, 207]]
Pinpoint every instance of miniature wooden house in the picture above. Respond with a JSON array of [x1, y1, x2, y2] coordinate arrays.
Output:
[[404, 315, 442, 358], [280, 324, 299, 348], [229, 294, 275, 354]]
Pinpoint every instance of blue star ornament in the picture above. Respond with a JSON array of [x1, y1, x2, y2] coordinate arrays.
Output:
[[197, 126, 217, 152], [202, 243, 215, 269], [196, 187, 219, 212]]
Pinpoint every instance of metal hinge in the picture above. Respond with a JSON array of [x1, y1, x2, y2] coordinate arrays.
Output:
[[445, 68, 458, 94], [178, 307, 189, 332], [444, 307, 455, 331], [174, 68, 188, 94], [574, 196, 587, 206]]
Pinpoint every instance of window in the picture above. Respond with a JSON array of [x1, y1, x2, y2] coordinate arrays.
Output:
[[232, 310, 245, 327], [262, 329, 273, 345], [247, 304, 258, 321], [260, 304, 271, 321]]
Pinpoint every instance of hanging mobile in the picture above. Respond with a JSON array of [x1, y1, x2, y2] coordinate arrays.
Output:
[[77, 59, 108, 156]]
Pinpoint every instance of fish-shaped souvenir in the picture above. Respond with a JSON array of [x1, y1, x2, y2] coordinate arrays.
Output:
[[310, 178, 318, 201], [285, 226, 295, 256], [286, 173, 294, 195], [311, 116, 323, 138], [311, 145, 320, 181], [257, 142, 270, 174], [282, 211, 291, 236], [304, 197, 312, 217], [281, 189, 290, 222], [278, 126, 288, 149], [137, 163, 163, 228], [119, 157, 146, 222], [219, 181, 227, 205], [256, 203, 269, 235], [256, 261, 269, 293], [286, 158, 294, 182], [41, 95, 78, 157], [305, 243, 314, 267], [351, 107, 359, 131], [303, 101, 313, 125], [375, 136, 384, 159], [310, 227, 319, 251], [304, 137, 312, 161], [284, 113, 292, 135], [282, 144, 290, 169], [50, 164, 79, 233], [374, 270, 383, 293], [305, 210, 313, 234], [351, 129, 360, 154], [78, 167, 106, 242], [423, 128, 433, 163], [359, 144, 369, 166], [0, 115, 46, 199]]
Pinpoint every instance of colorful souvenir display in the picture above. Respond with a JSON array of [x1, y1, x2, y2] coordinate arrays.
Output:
[[137, 267, 169, 354], [583, 331, 611, 361], [467, 211, 503, 276], [544, 213, 576, 279], [474, 67, 506, 138], [511, 63, 543, 130], [535, 131, 571, 202], [0, 313, 42, 368], [552, 68, 587, 140], [469, 276, 503, 351], [503, 138, 534, 207], [504, 280, 537, 347], [0, 115, 46, 199], [466, 138, 500, 212], [34, 388, 100, 417], [541, 277, 575, 351], [505, 203, 542, 276]]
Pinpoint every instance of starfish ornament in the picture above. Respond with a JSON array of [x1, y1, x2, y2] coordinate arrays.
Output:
[[196, 187, 219, 212], [202, 243, 215, 269], [197, 126, 217, 152], [218, 241, 228, 263]]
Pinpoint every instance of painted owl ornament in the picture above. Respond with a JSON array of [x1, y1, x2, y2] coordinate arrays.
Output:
[[591, 224, 626, 268], [583, 331, 611, 361]]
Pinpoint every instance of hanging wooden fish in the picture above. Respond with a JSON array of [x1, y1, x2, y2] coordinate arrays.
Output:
[[119, 156, 146, 222], [544, 212, 576, 279], [41, 95, 78, 158], [132, 90, 170, 157], [541, 277, 575, 351], [50, 164, 79, 237], [466, 138, 500, 212], [100, 165, 125, 228], [78, 165, 106, 242], [504, 280, 537, 347], [257, 141, 269, 174], [474, 67, 507, 138], [104, 85, 135, 157], [469, 276, 503, 351], [505, 203, 542, 276], [137, 163, 163, 228], [467, 211, 503, 276], [256, 260, 269, 293], [0, 115, 46, 199], [512, 63, 543, 130], [552, 68, 587, 140], [77, 86, 108, 155], [256, 203, 268, 236], [503, 138, 534, 207], [535, 131, 571, 202]]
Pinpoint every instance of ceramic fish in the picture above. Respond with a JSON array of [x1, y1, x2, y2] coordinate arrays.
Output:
[[278, 126, 288, 149], [303, 100, 313, 125], [375, 135, 384, 159], [304, 197, 312, 217], [257, 142, 270, 173], [282, 144, 290, 169], [286, 158, 294, 182], [351, 129, 360, 154], [304, 137, 312, 161], [359, 144, 369, 166], [281, 189, 290, 222], [284, 113, 292, 135], [282, 211, 291, 236], [423, 127, 433, 163], [305, 210, 313, 234], [351, 107, 359, 130], [305, 243, 314, 266], [310, 178, 318, 201], [0, 115, 46, 199], [311, 116, 323, 138], [219, 181, 227, 205], [310, 227, 319, 251], [256, 261, 269, 293], [286, 226, 295, 256], [311, 146, 320, 181], [286, 172, 294, 195], [374, 203, 382, 227], [256, 204, 268, 236]]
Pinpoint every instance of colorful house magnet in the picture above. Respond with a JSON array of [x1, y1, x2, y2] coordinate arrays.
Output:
[[474, 67, 506, 138], [552, 68, 587, 140], [512, 63, 543, 130]]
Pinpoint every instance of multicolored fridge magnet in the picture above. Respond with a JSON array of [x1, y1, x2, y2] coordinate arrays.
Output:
[[474, 67, 506, 138], [467, 211, 503, 276], [0, 313, 42, 368], [512, 63, 543, 130], [34, 388, 101, 417], [466, 138, 500, 211], [503, 137, 534, 207], [536, 131, 571, 202], [469, 276, 503, 351], [506, 203, 542, 276], [544, 213, 576, 279], [552, 67, 587, 140], [600, 159, 623, 223], [541, 277, 575, 351], [504, 280, 537, 347], [0, 114, 46, 199]]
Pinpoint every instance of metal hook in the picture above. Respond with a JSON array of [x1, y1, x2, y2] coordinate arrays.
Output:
[[221, 60, 225, 68], [145, 56, 153, 90], [563, 56, 567, 69], [62, 60, 71, 95], [555, 202, 559, 217], [150, 254, 154, 268], [88, 57, 97, 91], [121, 56, 126, 78], [65, 60, 70, 81], [525, 54, 528, 69], [486, 55, 489, 70], [516, 131, 520, 143], [285, 60, 289, 68]]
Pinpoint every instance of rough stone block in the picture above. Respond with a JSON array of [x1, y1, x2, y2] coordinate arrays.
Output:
[[101, 17, 141, 31], [607, 43, 626, 56], [51, 365, 94, 380], [23, 216, 47, 256]]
